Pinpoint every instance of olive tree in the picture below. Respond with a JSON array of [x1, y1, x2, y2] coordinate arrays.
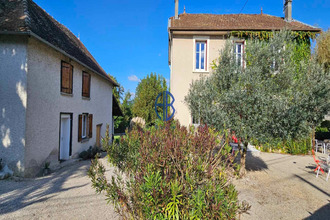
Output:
[[185, 31, 330, 175]]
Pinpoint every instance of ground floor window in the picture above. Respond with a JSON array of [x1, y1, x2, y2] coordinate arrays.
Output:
[[78, 113, 93, 142]]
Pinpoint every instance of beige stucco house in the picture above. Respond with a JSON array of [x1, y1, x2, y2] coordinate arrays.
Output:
[[168, 0, 321, 127], [0, 0, 122, 177]]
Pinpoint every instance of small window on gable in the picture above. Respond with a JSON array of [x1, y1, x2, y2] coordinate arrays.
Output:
[[195, 41, 207, 71], [234, 42, 244, 67], [82, 71, 91, 98], [61, 61, 73, 94]]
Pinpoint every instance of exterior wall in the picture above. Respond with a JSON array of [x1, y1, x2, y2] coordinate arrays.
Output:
[[0, 35, 28, 175], [25, 37, 113, 177], [170, 34, 226, 127]]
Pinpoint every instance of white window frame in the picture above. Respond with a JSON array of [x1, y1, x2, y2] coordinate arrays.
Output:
[[82, 113, 88, 138], [234, 42, 244, 67], [193, 36, 210, 73]]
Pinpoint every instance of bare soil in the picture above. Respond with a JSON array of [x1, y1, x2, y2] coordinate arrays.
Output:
[[234, 152, 330, 220]]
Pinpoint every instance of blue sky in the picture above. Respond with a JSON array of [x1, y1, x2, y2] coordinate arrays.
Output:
[[34, 0, 330, 98]]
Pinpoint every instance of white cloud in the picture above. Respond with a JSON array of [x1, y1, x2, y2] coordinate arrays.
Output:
[[128, 75, 140, 82]]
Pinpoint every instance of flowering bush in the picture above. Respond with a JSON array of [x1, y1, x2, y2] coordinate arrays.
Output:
[[89, 122, 249, 219]]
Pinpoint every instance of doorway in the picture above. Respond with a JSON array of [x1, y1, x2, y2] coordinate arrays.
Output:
[[96, 124, 102, 148], [59, 113, 72, 160]]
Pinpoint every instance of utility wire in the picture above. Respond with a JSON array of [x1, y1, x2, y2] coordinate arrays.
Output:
[[239, 0, 249, 14]]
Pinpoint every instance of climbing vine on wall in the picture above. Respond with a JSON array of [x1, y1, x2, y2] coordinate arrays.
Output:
[[230, 30, 318, 41]]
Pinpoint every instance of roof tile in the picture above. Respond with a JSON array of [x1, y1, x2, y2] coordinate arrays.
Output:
[[0, 0, 117, 86], [169, 13, 321, 32]]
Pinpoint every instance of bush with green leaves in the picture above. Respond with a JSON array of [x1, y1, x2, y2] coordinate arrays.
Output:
[[89, 122, 249, 219], [79, 146, 102, 160], [185, 30, 330, 174], [252, 137, 312, 155]]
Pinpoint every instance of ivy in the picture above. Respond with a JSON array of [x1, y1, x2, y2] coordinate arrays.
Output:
[[230, 30, 318, 41]]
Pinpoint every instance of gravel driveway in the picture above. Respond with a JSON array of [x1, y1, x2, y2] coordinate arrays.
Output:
[[234, 152, 330, 220], [0, 159, 118, 220], [1, 152, 329, 220]]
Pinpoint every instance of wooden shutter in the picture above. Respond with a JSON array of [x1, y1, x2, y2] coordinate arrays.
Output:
[[78, 114, 82, 142], [61, 62, 73, 94], [88, 114, 93, 138], [82, 72, 90, 98]]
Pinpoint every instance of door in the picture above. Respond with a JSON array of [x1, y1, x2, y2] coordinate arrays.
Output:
[[96, 124, 102, 148], [60, 114, 71, 160]]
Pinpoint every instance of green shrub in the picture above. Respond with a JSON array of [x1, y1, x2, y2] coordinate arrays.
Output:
[[79, 146, 102, 160], [254, 137, 312, 155], [89, 122, 249, 219]]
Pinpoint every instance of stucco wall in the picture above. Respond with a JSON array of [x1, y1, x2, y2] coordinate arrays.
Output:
[[0, 35, 28, 175], [25, 37, 113, 177], [170, 34, 226, 127]]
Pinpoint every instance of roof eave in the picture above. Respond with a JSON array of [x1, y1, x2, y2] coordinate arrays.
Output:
[[169, 27, 321, 33]]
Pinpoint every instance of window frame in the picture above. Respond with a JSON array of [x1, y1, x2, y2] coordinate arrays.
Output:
[[82, 71, 91, 98], [82, 113, 88, 139], [234, 42, 244, 68], [60, 61, 73, 94], [193, 36, 210, 73]]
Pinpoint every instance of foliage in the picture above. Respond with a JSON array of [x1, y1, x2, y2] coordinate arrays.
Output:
[[89, 122, 250, 219], [253, 137, 312, 155], [230, 30, 317, 41], [114, 91, 133, 133], [44, 161, 50, 169], [132, 73, 167, 126], [186, 30, 330, 146], [316, 29, 330, 69], [79, 146, 102, 160], [110, 75, 124, 102]]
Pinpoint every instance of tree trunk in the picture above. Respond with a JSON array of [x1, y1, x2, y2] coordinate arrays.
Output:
[[312, 127, 315, 151], [239, 141, 248, 177]]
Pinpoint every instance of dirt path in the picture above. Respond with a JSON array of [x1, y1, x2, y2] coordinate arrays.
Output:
[[0, 159, 118, 220], [234, 152, 330, 220]]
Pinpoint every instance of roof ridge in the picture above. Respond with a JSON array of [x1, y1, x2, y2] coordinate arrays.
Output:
[[22, 0, 31, 31]]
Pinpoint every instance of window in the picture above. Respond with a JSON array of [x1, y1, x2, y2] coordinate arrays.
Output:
[[82, 114, 88, 138], [234, 42, 244, 67], [82, 72, 91, 98], [195, 41, 207, 71], [78, 113, 93, 142], [61, 61, 73, 94]]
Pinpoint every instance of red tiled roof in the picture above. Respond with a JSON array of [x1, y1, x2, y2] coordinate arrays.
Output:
[[0, 0, 117, 86], [169, 13, 321, 32]]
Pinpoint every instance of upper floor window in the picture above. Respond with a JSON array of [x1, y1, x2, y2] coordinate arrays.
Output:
[[195, 41, 207, 71], [82, 71, 91, 98], [61, 61, 73, 94], [234, 42, 244, 67]]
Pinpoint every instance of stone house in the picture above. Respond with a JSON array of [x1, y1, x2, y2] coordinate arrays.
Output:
[[0, 0, 122, 177], [168, 0, 321, 127]]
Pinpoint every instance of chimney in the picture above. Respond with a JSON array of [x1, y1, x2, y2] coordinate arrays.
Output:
[[284, 0, 292, 22], [175, 0, 179, 19]]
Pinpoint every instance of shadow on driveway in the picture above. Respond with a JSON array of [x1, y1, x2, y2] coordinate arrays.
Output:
[[0, 160, 89, 215]]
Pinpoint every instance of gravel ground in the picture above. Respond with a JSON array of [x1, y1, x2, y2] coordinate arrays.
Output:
[[0, 159, 119, 220], [234, 152, 330, 220], [0, 153, 329, 220]]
